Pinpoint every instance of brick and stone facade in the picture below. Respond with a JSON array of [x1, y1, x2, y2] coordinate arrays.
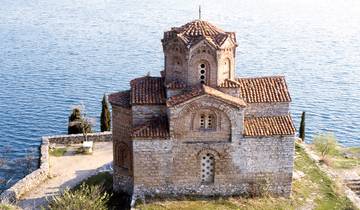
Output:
[[109, 19, 296, 200]]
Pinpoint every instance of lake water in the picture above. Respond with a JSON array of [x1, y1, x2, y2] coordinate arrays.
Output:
[[0, 0, 359, 191]]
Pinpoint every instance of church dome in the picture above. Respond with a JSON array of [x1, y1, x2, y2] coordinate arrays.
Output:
[[163, 20, 236, 49]]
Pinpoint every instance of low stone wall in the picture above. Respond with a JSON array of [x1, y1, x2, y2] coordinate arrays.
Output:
[[0, 137, 50, 204], [46, 131, 112, 145], [0, 132, 112, 204]]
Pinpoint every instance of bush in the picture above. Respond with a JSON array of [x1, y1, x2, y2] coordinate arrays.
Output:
[[313, 133, 338, 159], [48, 183, 110, 210]]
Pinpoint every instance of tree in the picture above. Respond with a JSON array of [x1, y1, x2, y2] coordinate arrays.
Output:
[[313, 133, 337, 159], [100, 94, 111, 132], [79, 116, 96, 142], [68, 105, 93, 135], [299, 111, 305, 141], [68, 107, 82, 134]]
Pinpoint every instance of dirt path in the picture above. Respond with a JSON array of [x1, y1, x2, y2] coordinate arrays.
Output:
[[17, 142, 113, 210]]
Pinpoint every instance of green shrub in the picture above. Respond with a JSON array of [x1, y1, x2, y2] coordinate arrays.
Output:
[[48, 183, 110, 210], [49, 147, 67, 157], [313, 133, 338, 159]]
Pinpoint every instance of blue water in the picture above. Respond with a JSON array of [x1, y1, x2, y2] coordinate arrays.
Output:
[[0, 0, 359, 191]]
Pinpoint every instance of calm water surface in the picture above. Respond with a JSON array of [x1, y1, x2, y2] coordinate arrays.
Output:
[[0, 0, 359, 190]]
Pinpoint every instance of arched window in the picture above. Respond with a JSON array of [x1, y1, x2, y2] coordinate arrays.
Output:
[[199, 113, 216, 130], [223, 58, 231, 78], [115, 142, 130, 170], [201, 153, 215, 184], [198, 63, 207, 84]]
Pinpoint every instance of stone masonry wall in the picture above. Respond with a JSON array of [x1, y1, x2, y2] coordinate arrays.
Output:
[[0, 137, 50, 203], [46, 131, 112, 144], [244, 102, 290, 117], [132, 105, 166, 126], [112, 105, 133, 194], [132, 136, 295, 198]]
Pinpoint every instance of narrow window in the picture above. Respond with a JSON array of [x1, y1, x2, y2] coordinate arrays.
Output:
[[199, 113, 216, 130], [200, 114, 205, 128], [207, 115, 213, 128], [201, 153, 215, 184], [199, 63, 206, 84]]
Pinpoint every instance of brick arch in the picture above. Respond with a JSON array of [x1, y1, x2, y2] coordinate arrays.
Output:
[[114, 142, 131, 170], [190, 106, 224, 131], [197, 148, 221, 160]]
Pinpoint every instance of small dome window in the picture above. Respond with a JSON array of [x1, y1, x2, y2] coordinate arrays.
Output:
[[199, 63, 207, 84]]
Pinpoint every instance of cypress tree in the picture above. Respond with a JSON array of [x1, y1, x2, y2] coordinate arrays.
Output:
[[100, 94, 111, 132], [299, 111, 306, 141]]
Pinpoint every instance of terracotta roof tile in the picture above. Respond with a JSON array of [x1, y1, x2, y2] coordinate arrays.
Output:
[[218, 79, 241, 88], [130, 76, 166, 105], [132, 117, 169, 139], [163, 20, 236, 48], [167, 85, 246, 107], [244, 115, 296, 137], [108, 90, 131, 109], [236, 76, 291, 103], [165, 80, 187, 89]]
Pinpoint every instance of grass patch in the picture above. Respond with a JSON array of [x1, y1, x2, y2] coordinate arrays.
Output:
[[75, 147, 92, 155], [137, 143, 356, 210], [311, 139, 360, 170], [49, 147, 67, 157]]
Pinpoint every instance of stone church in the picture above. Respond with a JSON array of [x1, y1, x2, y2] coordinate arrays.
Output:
[[109, 19, 296, 198]]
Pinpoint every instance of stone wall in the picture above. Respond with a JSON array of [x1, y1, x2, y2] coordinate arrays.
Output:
[[244, 102, 290, 117], [112, 105, 133, 194], [0, 137, 50, 203], [0, 132, 112, 204], [45, 131, 112, 145], [132, 105, 166, 126], [131, 135, 295, 198]]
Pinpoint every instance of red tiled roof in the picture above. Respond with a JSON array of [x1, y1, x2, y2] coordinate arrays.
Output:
[[132, 117, 169, 139], [130, 76, 166, 105], [218, 79, 241, 88], [244, 115, 296, 137], [163, 20, 236, 48], [167, 85, 246, 108], [165, 80, 187, 89], [236, 76, 291, 103], [108, 90, 131, 109]]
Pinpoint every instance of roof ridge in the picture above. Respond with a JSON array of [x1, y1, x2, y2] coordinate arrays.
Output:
[[237, 75, 285, 80]]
